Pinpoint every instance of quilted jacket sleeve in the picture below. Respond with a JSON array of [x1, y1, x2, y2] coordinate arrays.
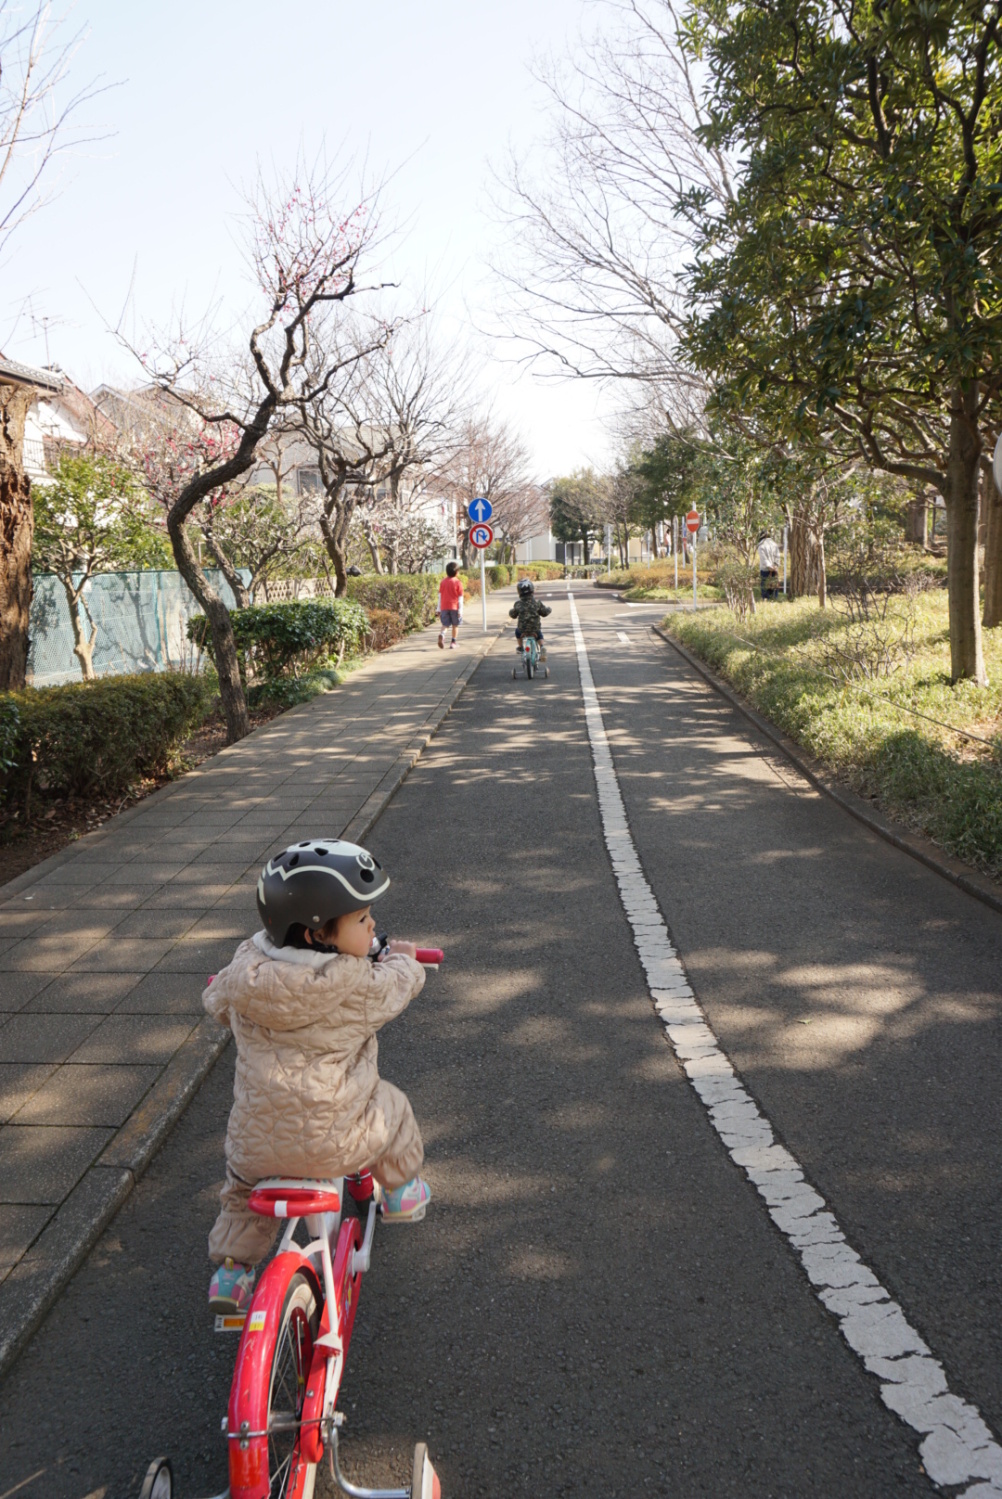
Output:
[[356, 953, 426, 1037]]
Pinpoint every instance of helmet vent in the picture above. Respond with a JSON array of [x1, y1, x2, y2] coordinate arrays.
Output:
[[288, 853, 300, 868], [360, 868, 375, 883], [315, 846, 328, 856]]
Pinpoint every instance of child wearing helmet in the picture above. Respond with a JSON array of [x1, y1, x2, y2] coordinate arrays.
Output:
[[204, 839, 431, 1315], [509, 578, 552, 660]]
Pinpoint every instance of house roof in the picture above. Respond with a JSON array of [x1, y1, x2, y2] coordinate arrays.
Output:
[[0, 356, 65, 393]]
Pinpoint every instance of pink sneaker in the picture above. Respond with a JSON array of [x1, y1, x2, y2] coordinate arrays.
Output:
[[381, 1176, 432, 1222]]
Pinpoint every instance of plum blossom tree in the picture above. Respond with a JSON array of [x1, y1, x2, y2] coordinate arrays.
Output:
[[127, 163, 387, 742]]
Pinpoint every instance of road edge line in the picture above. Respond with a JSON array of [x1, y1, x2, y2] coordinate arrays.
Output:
[[652, 622, 1002, 920], [0, 627, 503, 1386], [571, 593, 1002, 1496]]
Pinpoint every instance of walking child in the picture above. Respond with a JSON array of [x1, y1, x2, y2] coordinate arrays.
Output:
[[438, 560, 463, 649], [205, 840, 431, 1314]]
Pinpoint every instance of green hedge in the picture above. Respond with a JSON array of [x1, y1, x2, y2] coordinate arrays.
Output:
[[346, 575, 438, 633], [0, 672, 213, 805], [188, 600, 368, 681]]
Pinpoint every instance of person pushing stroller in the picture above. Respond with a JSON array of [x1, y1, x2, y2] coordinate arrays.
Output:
[[509, 578, 551, 662]]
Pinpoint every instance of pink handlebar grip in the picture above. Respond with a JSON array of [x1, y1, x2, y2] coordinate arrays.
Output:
[[415, 948, 444, 965]]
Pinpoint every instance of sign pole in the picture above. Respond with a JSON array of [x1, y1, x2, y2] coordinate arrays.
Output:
[[674, 517, 678, 596], [693, 532, 697, 611], [480, 549, 487, 633]]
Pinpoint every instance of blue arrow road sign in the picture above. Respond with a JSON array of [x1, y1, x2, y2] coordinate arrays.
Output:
[[468, 496, 493, 524]]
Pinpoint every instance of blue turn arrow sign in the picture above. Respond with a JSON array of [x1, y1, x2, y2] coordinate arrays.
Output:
[[468, 496, 493, 524]]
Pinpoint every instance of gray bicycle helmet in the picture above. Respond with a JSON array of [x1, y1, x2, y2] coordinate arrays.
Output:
[[256, 839, 390, 945], [517, 578, 535, 597]]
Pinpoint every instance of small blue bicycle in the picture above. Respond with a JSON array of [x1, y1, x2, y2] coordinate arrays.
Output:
[[512, 635, 548, 680]]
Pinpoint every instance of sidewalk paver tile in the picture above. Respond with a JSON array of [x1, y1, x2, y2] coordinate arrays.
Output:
[[140, 883, 234, 909], [23, 973, 141, 1013], [69, 937, 178, 972], [103, 864, 190, 887], [68, 1014, 198, 1065], [0, 1124, 112, 1201], [0, 1065, 57, 1122], [0, 931, 106, 973], [67, 886, 166, 910], [0, 1014, 103, 1064], [112, 910, 202, 940], [114, 973, 205, 1015], [151, 939, 242, 974], [12, 1063, 161, 1126], [0, 974, 56, 1012]]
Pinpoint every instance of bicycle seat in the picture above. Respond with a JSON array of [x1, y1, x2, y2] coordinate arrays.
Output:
[[248, 1177, 342, 1217]]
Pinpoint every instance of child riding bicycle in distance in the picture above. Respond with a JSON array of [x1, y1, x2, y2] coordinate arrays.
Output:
[[509, 578, 551, 661], [204, 840, 432, 1315]]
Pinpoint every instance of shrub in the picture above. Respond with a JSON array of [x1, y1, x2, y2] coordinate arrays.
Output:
[[514, 561, 564, 582], [248, 669, 340, 710], [489, 563, 512, 587], [365, 607, 407, 652], [345, 575, 438, 633], [0, 672, 213, 806], [188, 600, 368, 681]]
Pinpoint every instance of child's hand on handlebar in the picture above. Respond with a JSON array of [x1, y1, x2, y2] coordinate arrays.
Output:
[[385, 939, 417, 960]]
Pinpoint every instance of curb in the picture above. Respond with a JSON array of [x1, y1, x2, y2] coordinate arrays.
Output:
[[0, 623, 504, 1383], [651, 623, 1002, 920]]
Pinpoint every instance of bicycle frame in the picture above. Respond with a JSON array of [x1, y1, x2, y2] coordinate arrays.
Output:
[[226, 1188, 378, 1496]]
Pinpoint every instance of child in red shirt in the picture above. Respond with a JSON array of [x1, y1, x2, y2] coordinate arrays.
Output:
[[437, 560, 464, 649]]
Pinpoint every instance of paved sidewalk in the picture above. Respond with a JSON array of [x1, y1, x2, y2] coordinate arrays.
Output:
[[0, 599, 508, 1373]]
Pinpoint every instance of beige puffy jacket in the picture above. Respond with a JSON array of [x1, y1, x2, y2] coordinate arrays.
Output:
[[203, 931, 425, 1185]]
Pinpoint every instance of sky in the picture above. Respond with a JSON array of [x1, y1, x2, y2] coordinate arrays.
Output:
[[1, 0, 617, 477]]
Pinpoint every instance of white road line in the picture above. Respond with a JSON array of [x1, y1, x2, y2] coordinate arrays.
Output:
[[617, 631, 631, 645], [567, 591, 1002, 1498]]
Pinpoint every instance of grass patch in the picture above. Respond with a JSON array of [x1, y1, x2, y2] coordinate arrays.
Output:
[[665, 594, 1002, 879]]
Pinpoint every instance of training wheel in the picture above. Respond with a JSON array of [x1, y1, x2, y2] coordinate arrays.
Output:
[[511, 667, 517, 679], [544, 666, 549, 678], [411, 1443, 441, 1499], [138, 1457, 173, 1499]]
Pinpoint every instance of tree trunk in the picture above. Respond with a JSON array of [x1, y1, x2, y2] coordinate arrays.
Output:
[[983, 472, 1002, 629], [168, 517, 249, 742], [787, 507, 824, 602], [203, 528, 251, 609], [582, 532, 590, 565], [61, 578, 97, 680], [362, 524, 384, 574], [0, 387, 35, 689], [944, 383, 987, 684], [319, 511, 348, 598]]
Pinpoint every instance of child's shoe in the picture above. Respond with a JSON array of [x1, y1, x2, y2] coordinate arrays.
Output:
[[539, 645, 547, 661], [449, 639, 457, 648], [437, 630, 445, 649], [209, 1257, 256, 1314], [381, 1176, 432, 1223]]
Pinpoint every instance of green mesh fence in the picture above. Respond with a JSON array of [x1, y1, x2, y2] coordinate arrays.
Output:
[[28, 569, 249, 686]]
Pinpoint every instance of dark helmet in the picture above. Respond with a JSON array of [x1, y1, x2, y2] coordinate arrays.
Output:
[[517, 578, 535, 598], [256, 839, 390, 945]]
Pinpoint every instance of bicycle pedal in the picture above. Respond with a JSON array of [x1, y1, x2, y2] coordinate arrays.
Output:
[[214, 1312, 247, 1334]]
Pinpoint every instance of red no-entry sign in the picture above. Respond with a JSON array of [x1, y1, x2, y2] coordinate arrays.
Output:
[[686, 509, 701, 535]]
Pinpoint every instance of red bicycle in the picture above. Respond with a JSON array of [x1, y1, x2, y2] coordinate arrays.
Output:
[[138, 949, 445, 1499]]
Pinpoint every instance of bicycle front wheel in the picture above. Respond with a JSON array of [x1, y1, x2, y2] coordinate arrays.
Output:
[[267, 1272, 320, 1499]]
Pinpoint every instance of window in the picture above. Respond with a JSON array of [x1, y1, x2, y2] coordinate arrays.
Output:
[[297, 467, 322, 495]]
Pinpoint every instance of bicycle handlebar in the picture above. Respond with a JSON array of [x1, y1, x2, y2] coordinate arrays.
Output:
[[415, 948, 444, 966]]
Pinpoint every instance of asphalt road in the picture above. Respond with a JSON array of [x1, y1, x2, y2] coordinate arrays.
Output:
[[0, 583, 998, 1498]]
